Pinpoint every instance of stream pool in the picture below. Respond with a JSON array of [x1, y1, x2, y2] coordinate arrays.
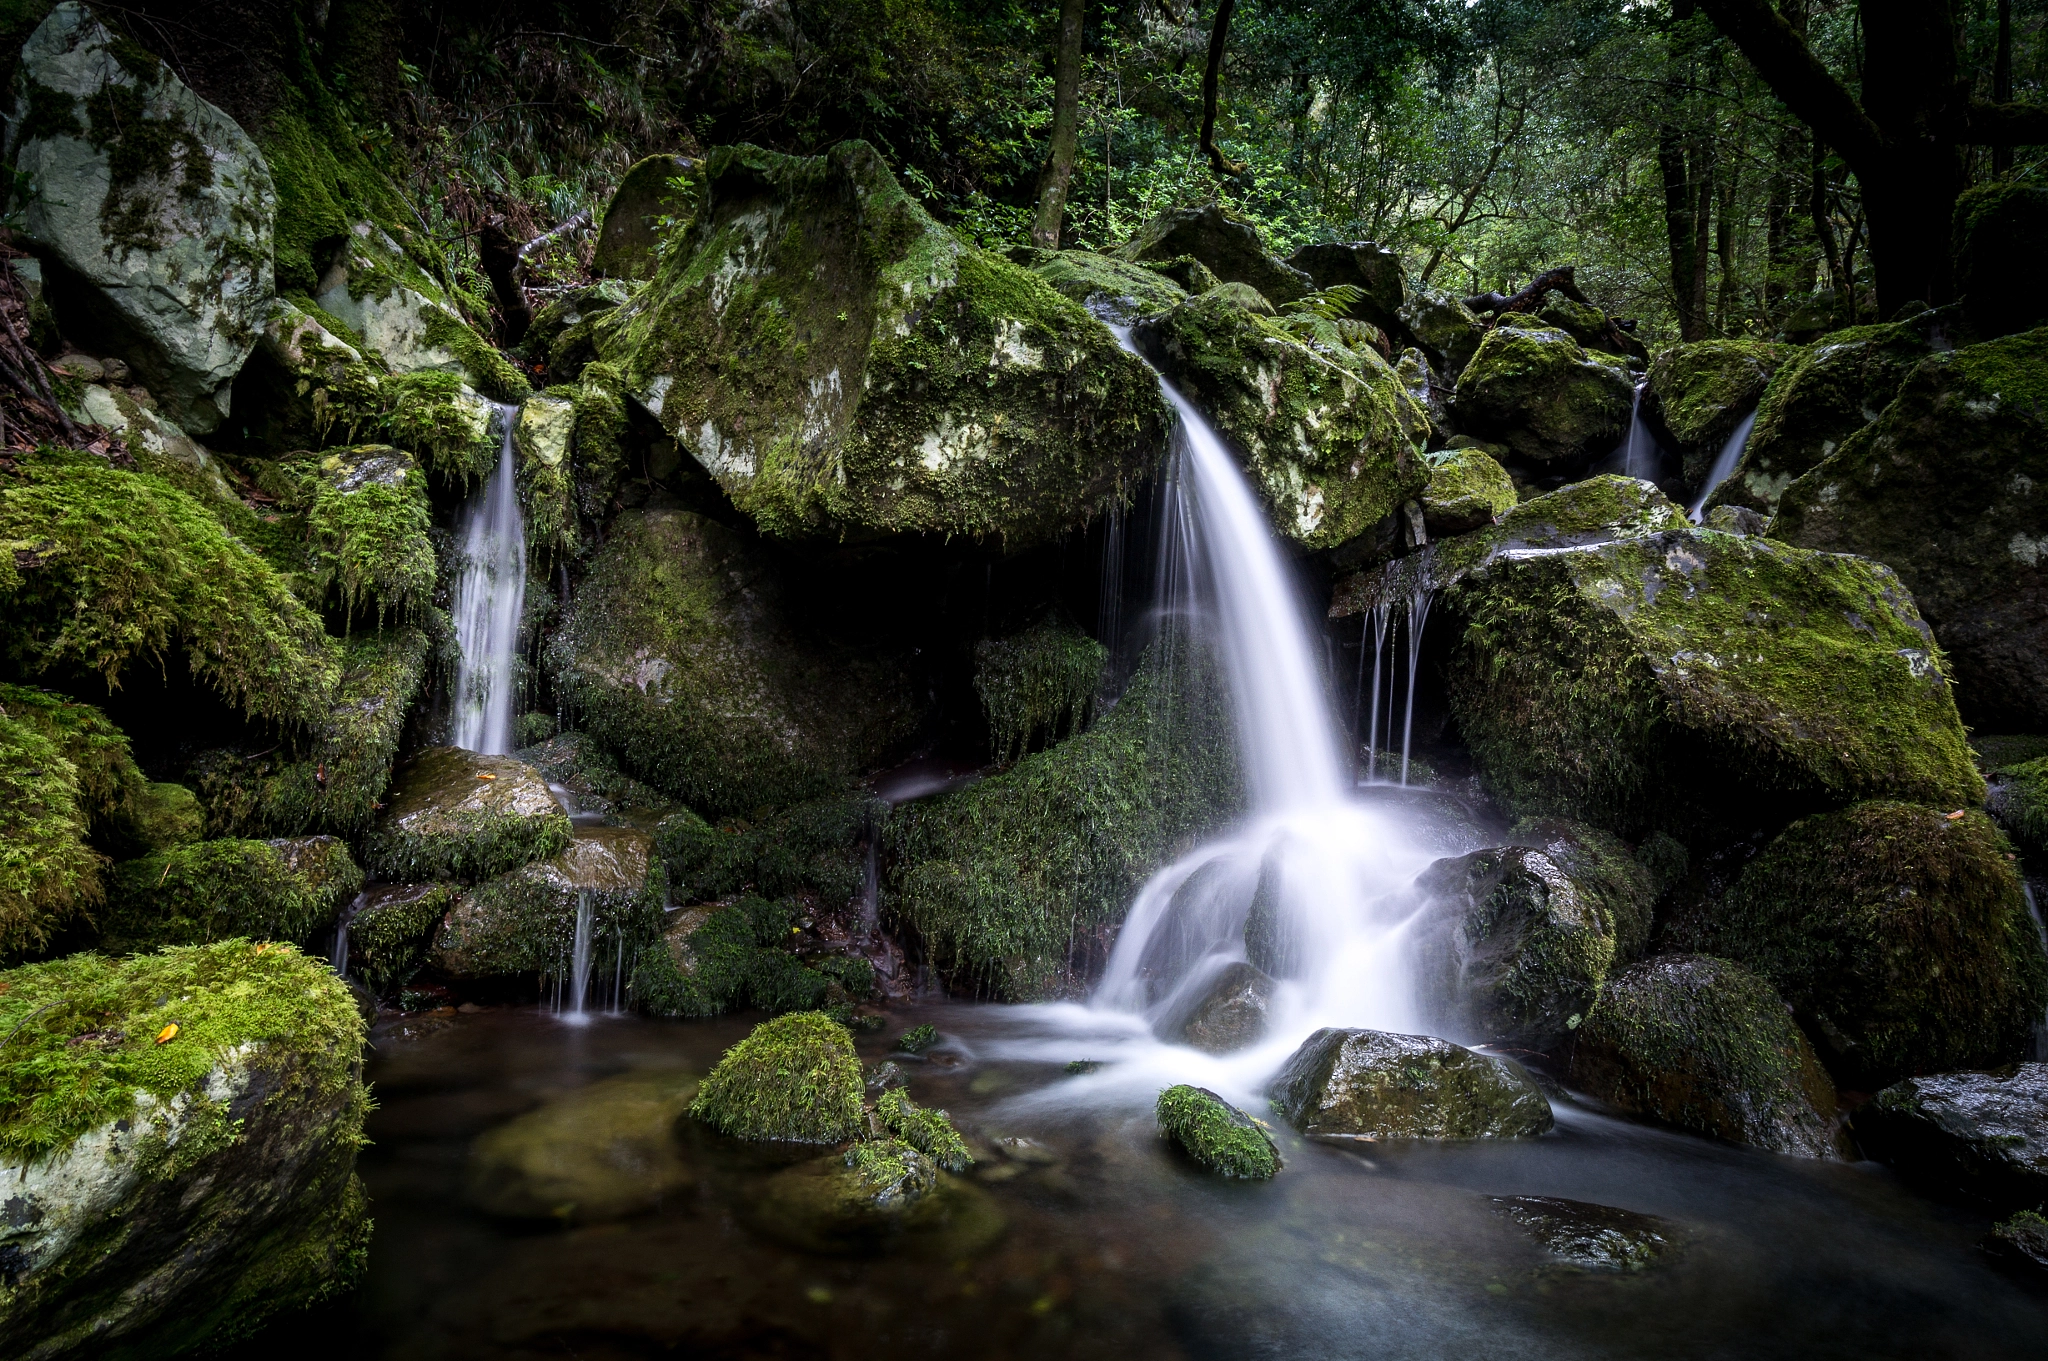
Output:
[[229, 1004, 2047, 1361]]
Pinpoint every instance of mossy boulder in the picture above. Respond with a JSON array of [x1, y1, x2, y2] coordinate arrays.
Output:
[[9, 4, 276, 433], [520, 280, 631, 383], [1134, 286, 1429, 548], [1852, 1063, 2048, 1210], [568, 361, 631, 517], [592, 153, 695, 281], [1952, 180, 2048, 342], [1570, 954, 1845, 1156], [0, 942, 369, 1358], [1398, 287, 1486, 378], [1704, 315, 1939, 515], [230, 299, 385, 454], [1156, 1084, 1280, 1179], [974, 617, 1105, 763], [298, 445, 435, 624], [514, 390, 578, 557], [886, 640, 1239, 1000], [603, 141, 1166, 544], [628, 895, 851, 1019], [655, 792, 878, 906], [432, 827, 663, 980], [1770, 329, 2048, 729], [100, 835, 361, 952], [377, 370, 501, 486], [1411, 818, 1655, 1055], [547, 507, 919, 817], [1643, 339, 1795, 490], [1114, 204, 1312, 305], [1440, 529, 1983, 838], [689, 1011, 864, 1143], [0, 687, 127, 958], [1711, 802, 2048, 1089], [1016, 247, 1187, 323], [875, 1087, 973, 1172], [1987, 757, 2048, 854], [359, 746, 570, 883], [1453, 322, 1635, 467], [466, 1070, 696, 1224], [1270, 1028, 1553, 1141], [59, 383, 242, 513], [1421, 444, 1516, 536], [340, 881, 455, 996], [107, 782, 203, 857], [1286, 240, 1409, 340]]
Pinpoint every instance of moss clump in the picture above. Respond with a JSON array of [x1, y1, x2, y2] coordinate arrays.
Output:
[[1713, 802, 2048, 1088], [108, 782, 204, 857], [294, 446, 435, 624], [629, 895, 849, 1019], [1453, 324, 1635, 466], [875, 1087, 973, 1172], [1986, 1210, 2048, 1273], [359, 747, 571, 883], [377, 371, 499, 485], [1156, 1084, 1280, 1179], [1570, 954, 1843, 1156], [99, 836, 359, 953], [895, 1023, 939, 1055], [515, 390, 578, 559], [345, 883, 456, 996], [1016, 247, 1187, 322], [1644, 339, 1793, 489], [839, 1138, 938, 1209], [0, 452, 339, 728], [656, 792, 878, 906], [973, 618, 1106, 763], [689, 1011, 864, 1143], [1421, 444, 1517, 536], [887, 639, 1239, 999], [434, 834, 665, 982], [1988, 757, 2048, 854], [0, 704, 103, 960], [570, 362, 630, 520]]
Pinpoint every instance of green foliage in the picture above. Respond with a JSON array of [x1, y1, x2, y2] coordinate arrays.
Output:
[[630, 895, 850, 1020], [656, 793, 878, 905], [1155, 1084, 1279, 1180], [0, 699, 102, 960], [973, 618, 1106, 764], [100, 837, 358, 953], [689, 1011, 864, 1143], [875, 1087, 972, 1172], [346, 884, 456, 996]]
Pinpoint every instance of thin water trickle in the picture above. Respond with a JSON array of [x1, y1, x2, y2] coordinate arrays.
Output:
[[2026, 883, 2048, 1061], [451, 403, 527, 755], [1689, 407, 1760, 522], [1399, 587, 1435, 787], [563, 891, 594, 1026], [331, 891, 368, 975]]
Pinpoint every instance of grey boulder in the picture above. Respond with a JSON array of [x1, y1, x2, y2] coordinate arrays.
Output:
[[1269, 1027, 1553, 1141]]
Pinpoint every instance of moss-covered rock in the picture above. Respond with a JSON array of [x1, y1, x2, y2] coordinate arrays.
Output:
[[231, 298, 385, 454], [592, 153, 695, 281], [107, 782, 202, 857], [0, 942, 368, 1357], [1411, 819, 1654, 1055], [569, 361, 631, 518], [689, 1011, 863, 1143], [1014, 246, 1186, 322], [628, 895, 846, 1019], [1155, 1083, 1280, 1179], [973, 617, 1104, 764], [655, 792, 877, 905], [875, 1087, 973, 1172], [1987, 1209, 2048, 1275], [515, 730, 668, 821], [359, 746, 570, 883], [341, 881, 454, 996], [547, 507, 919, 817], [100, 835, 360, 952], [377, 370, 501, 486], [1, 451, 339, 729], [1398, 287, 1486, 379], [1852, 1063, 2048, 1210], [887, 640, 1239, 1000], [1704, 315, 1939, 514], [59, 383, 244, 516], [520, 280, 632, 384], [10, 4, 275, 434], [603, 141, 1166, 544], [514, 390, 577, 558], [1643, 339, 1795, 491], [1421, 444, 1516, 536], [466, 1070, 696, 1224], [1270, 1027, 1553, 1141], [1113, 204, 1312, 305], [1453, 322, 1634, 467], [1439, 529, 1982, 837], [750, 1137, 978, 1254], [1987, 756, 2048, 855], [298, 445, 435, 624], [1711, 802, 2048, 1089], [432, 826, 664, 980], [1569, 954, 1844, 1156], [0, 703, 104, 960], [1952, 180, 2048, 342], [1135, 285, 1429, 548], [1770, 328, 2048, 729]]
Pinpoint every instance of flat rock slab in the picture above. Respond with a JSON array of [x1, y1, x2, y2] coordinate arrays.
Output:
[[1270, 1028, 1553, 1141], [1491, 1195, 1678, 1271], [467, 1071, 696, 1223], [1854, 1063, 2048, 1210]]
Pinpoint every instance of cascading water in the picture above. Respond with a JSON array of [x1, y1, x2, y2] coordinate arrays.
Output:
[[450, 403, 527, 754], [563, 891, 594, 1025], [1688, 407, 1760, 522]]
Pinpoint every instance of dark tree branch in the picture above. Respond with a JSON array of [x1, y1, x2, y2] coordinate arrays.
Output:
[[1694, 0, 1884, 167], [1199, 0, 1247, 179]]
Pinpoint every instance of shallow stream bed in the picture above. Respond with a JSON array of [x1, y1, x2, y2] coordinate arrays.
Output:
[[229, 1004, 2047, 1361]]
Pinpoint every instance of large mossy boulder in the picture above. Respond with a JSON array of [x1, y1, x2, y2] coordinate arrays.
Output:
[[8, 4, 275, 433], [1398, 287, 1486, 378], [1113, 204, 1313, 306], [1134, 285, 1429, 549], [1853, 1063, 2048, 1210], [1704, 315, 1938, 514], [1270, 1028, 1553, 1141], [1570, 954, 1846, 1157], [592, 153, 695, 281], [1286, 240, 1409, 340], [99, 835, 361, 953], [1643, 339, 1794, 491], [1770, 328, 2048, 729], [1452, 321, 1635, 467], [341, 881, 455, 996], [602, 141, 1166, 545], [1016, 247, 1187, 323], [547, 507, 919, 817], [0, 942, 369, 1359], [359, 747, 570, 883], [467, 1070, 697, 1224], [297, 445, 435, 623], [230, 299, 385, 454], [1421, 443, 1516, 537], [433, 827, 664, 980], [689, 1011, 864, 1143], [1411, 818, 1655, 1055], [1952, 180, 2048, 342], [1156, 1084, 1280, 1179], [1711, 802, 2048, 1089], [1441, 528, 1983, 837]]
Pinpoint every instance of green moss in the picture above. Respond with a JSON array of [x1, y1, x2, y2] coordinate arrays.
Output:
[[0, 452, 340, 728], [302, 446, 435, 624], [839, 1137, 937, 1209], [515, 390, 578, 559], [0, 682, 144, 833], [688, 1011, 864, 1143], [658, 790, 876, 902], [420, 305, 530, 404], [1017, 247, 1188, 322], [99, 835, 358, 953], [1155, 1084, 1279, 1180], [973, 618, 1105, 764], [894, 1022, 938, 1054], [1645, 339, 1794, 489], [377, 370, 498, 485], [1453, 323, 1635, 466], [345, 883, 455, 995], [77, 59, 214, 258], [570, 362, 630, 520], [1715, 802, 2048, 1087], [0, 702, 102, 959], [630, 894, 847, 1018], [514, 730, 667, 818], [1421, 444, 1516, 532], [435, 846, 665, 981], [886, 638, 1239, 999], [1990, 757, 2048, 854], [359, 748, 570, 883]]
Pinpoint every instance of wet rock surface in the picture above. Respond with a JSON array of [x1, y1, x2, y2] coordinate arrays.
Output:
[[1113, 204, 1313, 306], [592, 153, 694, 280], [1643, 339, 1792, 490], [1490, 1196, 1677, 1272], [1171, 961, 1274, 1053], [1156, 1084, 1280, 1179], [1853, 1064, 2048, 1210], [1452, 321, 1634, 467], [432, 826, 662, 980], [360, 747, 570, 883], [1270, 1028, 1553, 1141]]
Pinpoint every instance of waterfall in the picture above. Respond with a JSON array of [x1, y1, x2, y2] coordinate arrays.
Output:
[[451, 403, 527, 754], [1688, 408, 1759, 522], [331, 890, 367, 976], [563, 890, 594, 1025]]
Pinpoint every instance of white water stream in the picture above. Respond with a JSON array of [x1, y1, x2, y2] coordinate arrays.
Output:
[[450, 403, 527, 755], [1688, 408, 1759, 522]]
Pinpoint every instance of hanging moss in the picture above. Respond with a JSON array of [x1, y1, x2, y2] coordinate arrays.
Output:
[[0, 451, 340, 729], [376, 371, 499, 485], [973, 619, 1106, 764], [0, 704, 102, 960], [99, 835, 360, 953], [298, 446, 436, 624], [1155, 1084, 1280, 1180], [346, 883, 457, 996], [689, 1011, 864, 1143]]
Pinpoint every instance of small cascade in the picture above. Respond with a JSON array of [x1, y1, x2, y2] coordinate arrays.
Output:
[[1688, 408, 1760, 522], [331, 890, 369, 975], [451, 403, 528, 754], [1357, 604, 1390, 781], [1399, 585, 1435, 787], [1097, 500, 1128, 698], [1349, 552, 1436, 787], [1617, 381, 1648, 479], [563, 890, 594, 1025]]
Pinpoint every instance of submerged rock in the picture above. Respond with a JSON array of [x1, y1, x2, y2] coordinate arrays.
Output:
[[10, 4, 276, 433], [1642, 339, 1794, 492], [467, 1071, 696, 1223], [433, 826, 664, 980], [1452, 321, 1634, 467], [876, 1087, 974, 1172], [1171, 961, 1274, 1054], [1269, 1028, 1553, 1141], [753, 1139, 1003, 1255], [359, 747, 570, 883], [1715, 803, 2047, 1089], [1570, 955, 1847, 1157], [602, 141, 1165, 545], [1017, 247, 1187, 323], [100, 835, 361, 953], [1770, 328, 2048, 729], [1852, 1064, 2048, 1210], [1491, 1196, 1676, 1272], [1156, 1084, 1280, 1179], [0, 942, 369, 1358], [592, 153, 695, 281], [689, 1012, 864, 1143], [1114, 204, 1313, 306]]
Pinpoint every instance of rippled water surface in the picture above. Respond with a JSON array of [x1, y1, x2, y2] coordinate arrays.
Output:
[[232, 1005, 2047, 1361]]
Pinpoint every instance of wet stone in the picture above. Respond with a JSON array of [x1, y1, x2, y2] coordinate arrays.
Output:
[[466, 1071, 696, 1224], [1853, 1063, 2048, 1210], [1491, 1196, 1677, 1272], [1172, 961, 1274, 1053], [361, 746, 570, 883], [1270, 1028, 1553, 1141]]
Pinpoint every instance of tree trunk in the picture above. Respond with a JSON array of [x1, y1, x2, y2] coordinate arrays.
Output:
[[1993, 0, 2013, 176], [1199, 0, 1246, 178], [1031, 0, 1087, 248]]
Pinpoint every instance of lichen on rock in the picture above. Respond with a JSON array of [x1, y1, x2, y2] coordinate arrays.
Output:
[[1269, 1027, 1553, 1140]]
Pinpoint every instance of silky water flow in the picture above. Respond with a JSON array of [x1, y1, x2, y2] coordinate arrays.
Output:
[[451, 403, 529, 755]]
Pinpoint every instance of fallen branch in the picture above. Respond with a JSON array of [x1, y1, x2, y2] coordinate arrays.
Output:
[[1471, 265, 1636, 357], [517, 209, 593, 267]]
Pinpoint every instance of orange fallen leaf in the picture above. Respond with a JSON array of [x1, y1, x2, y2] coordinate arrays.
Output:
[[155, 1023, 178, 1045], [477, 773, 497, 781], [1945, 809, 1965, 820]]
